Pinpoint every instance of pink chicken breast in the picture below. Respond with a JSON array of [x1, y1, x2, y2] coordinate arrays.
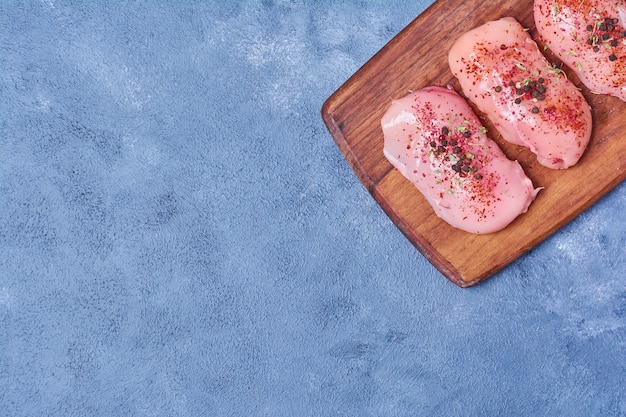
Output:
[[448, 17, 592, 169], [534, 0, 626, 101], [381, 86, 540, 234]]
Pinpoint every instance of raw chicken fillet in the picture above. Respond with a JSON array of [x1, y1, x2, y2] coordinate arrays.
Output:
[[449, 17, 592, 169], [535, 0, 626, 101], [382, 86, 540, 234]]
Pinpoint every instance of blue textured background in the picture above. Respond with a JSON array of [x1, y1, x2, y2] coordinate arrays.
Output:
[[1, 1, 625, 416]]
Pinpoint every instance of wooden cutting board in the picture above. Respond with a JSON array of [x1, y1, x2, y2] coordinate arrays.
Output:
[[321, 0, 626, 287]]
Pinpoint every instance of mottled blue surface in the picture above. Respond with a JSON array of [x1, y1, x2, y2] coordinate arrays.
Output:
[[1, 1, 625, 416]]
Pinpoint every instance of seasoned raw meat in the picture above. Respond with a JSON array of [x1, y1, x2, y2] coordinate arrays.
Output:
[[381, 86, 540, 234], [535, 0, 626, 100], [449, 17, 592, 169]]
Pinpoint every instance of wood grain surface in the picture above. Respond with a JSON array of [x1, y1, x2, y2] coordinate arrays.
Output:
[[321, 0, 626, 287]]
